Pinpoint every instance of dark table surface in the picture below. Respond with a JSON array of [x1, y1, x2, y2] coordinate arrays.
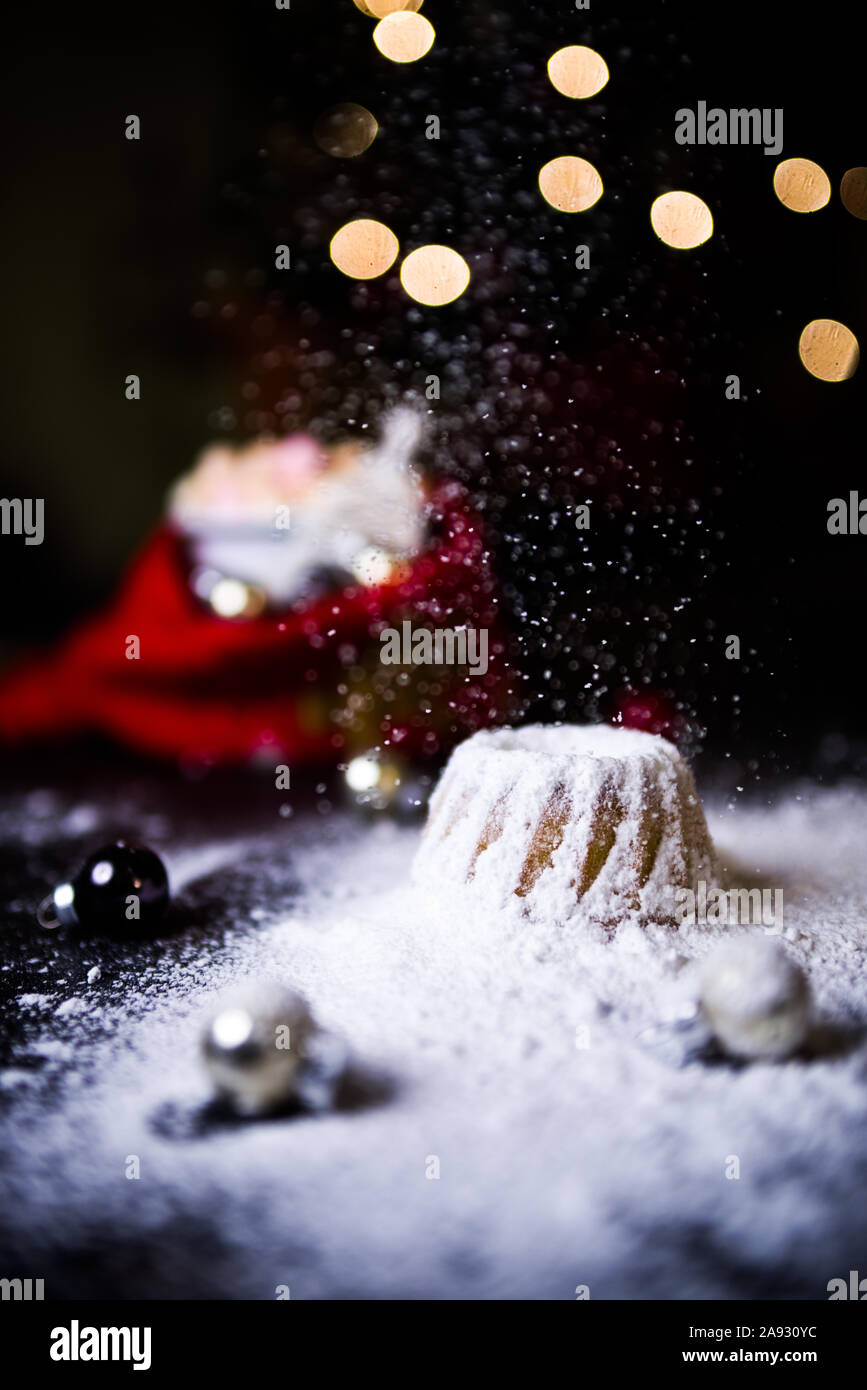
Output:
[[2, 747, 867, 1301]]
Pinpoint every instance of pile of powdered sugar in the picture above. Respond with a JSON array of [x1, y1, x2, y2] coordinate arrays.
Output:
[[2, 780, 867, 1298]]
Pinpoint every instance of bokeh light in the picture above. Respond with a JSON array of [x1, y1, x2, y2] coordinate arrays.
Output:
[[314, 103, 378, 159], [345, 753, 381, 792], [373, 11, 435, 63], [399, 245, 470, 305], [366, 0, 424, 15], [798, 319, 859, 382], [547, 46, 609, 99], [840, 167, 867, 220], [538, 156, 603, 213], [773, 158, 830, 213], [350, 545, 403, 586], [650, 191, 713, 248], [330, 219, 399, 279], [209, 577, 266, 620]]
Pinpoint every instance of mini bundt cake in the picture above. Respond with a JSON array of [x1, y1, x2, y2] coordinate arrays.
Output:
[[412, 724, 717, 926]]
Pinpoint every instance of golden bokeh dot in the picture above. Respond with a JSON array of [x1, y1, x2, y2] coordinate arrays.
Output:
[[314, 103, 378, 159], [547, 46, 609, 99], [538, 156, 603, 213], [773, 158, 831, 213], [840, 167, 867, 220], [352, 0, 374, 13], [400, 245, 471, 305], [650, 191, 713, 248], [367, 0, 423, 16], [798, 319, 859, 382], [330, 219, 399, 279], [373, 11, 435, 63]]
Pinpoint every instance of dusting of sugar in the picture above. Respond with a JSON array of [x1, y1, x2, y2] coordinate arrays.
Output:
[[18, 993, 54, 1009], [2, 786, 867, 1297], [54, 997, 90, 1018]]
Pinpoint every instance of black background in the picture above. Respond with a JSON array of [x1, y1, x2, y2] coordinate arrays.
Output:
[[0, 0, 863, 778]]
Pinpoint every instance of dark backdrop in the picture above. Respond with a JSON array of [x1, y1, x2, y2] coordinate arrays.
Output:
[[1, 0, 863, 779]]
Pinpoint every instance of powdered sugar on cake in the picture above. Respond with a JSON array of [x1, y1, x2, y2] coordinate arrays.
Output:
[[413, 724, 718, 930]]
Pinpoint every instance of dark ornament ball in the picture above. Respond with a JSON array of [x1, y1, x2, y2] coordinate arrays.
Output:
[[42, 841, 170, 933]]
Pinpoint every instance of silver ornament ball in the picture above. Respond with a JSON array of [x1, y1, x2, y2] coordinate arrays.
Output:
[[201, 982, 316, 1116], [698, 937, 811, 1061]]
